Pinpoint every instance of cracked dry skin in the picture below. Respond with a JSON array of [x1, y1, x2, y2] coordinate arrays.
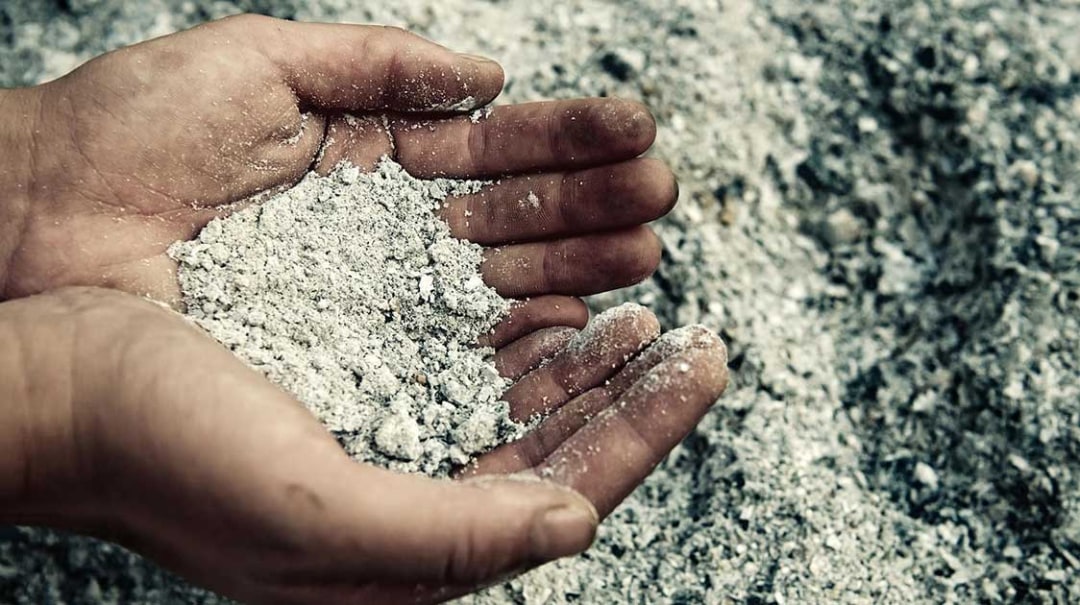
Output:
[[2, 0, 1078, 603]]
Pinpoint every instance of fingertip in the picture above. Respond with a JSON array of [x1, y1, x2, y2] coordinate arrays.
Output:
[[681, 326, 729, 388], [637, 303, 663, 342], [419, 48, 504, 112], [572, 302, 660, 355], [455, 52, 506, 107], [559, 297, 591, 329], [530, 491, 598, 562], [649, 346, 729, 426], [494, 326, 579, 380], [458, 476, 598, 562], [532, 345, 728, 518], [643, 158, 680, 217], [578, 227, 664, 292], [564, 99, 656, 164], [602, 98, 657, 156], [481, 296, 590, 348], [504, 302, 659, 421], [629, 225, 663, 285], [690, 341, 731, 397]]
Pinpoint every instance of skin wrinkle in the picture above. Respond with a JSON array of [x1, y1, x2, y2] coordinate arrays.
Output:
[[262, 19, 301, 91], [545, 104, 566, 165], [304, 115, 333, 176], [5, 324, 33, 513], [0, 90, 38, 297], [87, 55, 276, 211], [57, 299, 100, 517], [118, 171, 188, 216], [537, 239, 557, 295], [284, 484, 326, 513], [448, 189, 473, 238], [71, 302, 146, 516], [386, 116, 403, 165], [0, 297, 83, 521], [10, 69, 333, 297], [59, 95, 131, 213], [556, 170, 579, 234], [13, 207, 124, 296], [370, 30, 407, 110], [467, 112, 489, 176]]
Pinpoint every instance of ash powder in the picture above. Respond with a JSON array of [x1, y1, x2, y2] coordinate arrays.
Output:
[[169, 158, 521, 476]]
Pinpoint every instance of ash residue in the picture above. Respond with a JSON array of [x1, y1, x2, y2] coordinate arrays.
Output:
[[171, 159, 518, 476], [770, 2, 1080, 600]]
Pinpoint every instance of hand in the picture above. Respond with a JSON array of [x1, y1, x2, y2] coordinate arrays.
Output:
[[0, 15, 721, 604], [0, 288, 728, 604], [0, 13, 676, 335]]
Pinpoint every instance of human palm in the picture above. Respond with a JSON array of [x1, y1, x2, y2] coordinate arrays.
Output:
[[5, 14, 670, 312], [0, 14, 729, 604]]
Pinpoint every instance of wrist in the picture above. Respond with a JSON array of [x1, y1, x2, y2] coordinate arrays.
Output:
[[0, 87, 40, 298]]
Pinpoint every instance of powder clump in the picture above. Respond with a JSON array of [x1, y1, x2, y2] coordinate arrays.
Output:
[[169, 158, 521, 476]]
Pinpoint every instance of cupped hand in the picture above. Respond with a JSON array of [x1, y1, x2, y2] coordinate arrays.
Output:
[[0, 15, 721, 605], [1, 13, 675, 332], [0, 288, 727, 604]]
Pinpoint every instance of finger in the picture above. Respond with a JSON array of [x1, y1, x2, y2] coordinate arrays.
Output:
[[222, 15, 504, 112], [389, 98, 657, 178], [78, 294, 593, 602], [256, 467, 597, 589], [482, 227, 661, 298], [535, 345, 729, 519], [313, 113, 394, 174], [493, 327, 578, 381], [441, 158, 678, 245], [462, 326, 721, 477], [502, 304, 660, 422], [480, 296, 588, 349]]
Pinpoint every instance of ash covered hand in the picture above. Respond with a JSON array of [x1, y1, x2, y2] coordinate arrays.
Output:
[[0, 12, 673, 316], [0, 289, 726, 604], [0, 12, 725, 605]]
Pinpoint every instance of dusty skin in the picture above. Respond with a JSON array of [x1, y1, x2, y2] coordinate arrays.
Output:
[[0, 10, 729, 605]]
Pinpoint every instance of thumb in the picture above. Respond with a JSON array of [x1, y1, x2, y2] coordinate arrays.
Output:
[[296, 461, 597, 591], [213, 14, 504, 112]]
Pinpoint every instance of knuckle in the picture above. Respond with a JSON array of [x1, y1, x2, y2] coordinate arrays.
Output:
[[442, 522, 499, 585], [556, 172, 579, 227], [372, 25, 427, 54], [542, 242, 568, 293], [455, 197, 479, 240], [466, 121, 489, 174], [547, 104, 571, 160]]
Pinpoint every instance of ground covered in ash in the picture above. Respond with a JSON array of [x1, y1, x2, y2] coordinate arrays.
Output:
[[1, 0, 1077, 603]]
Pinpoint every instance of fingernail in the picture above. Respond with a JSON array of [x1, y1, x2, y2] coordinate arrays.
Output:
[[530, 501, 597, 561], [456, 52, 500, 66]]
